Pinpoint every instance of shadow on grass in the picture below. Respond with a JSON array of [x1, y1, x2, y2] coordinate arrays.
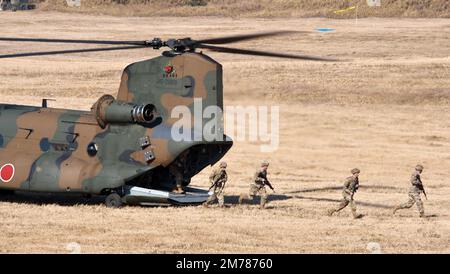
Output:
[[287, 184, 404, 195], [0, 189, 419, 211], [293, 195, 394, 209], [0, 191, 103, 206], [0, 191, 291, 208], [224, 194, 292, 205]]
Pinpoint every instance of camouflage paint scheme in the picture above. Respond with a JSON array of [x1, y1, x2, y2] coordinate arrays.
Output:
[[0, 52, 232, 195]]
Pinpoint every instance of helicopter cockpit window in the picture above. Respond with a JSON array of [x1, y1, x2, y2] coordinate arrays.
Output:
[[87, 142, 98, 156]]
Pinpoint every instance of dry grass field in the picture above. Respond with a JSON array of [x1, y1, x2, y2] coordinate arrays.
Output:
[[39, 0, 450, 18], [0, 11, 449, 253]]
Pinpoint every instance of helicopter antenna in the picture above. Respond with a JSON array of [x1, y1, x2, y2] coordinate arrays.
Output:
[[0, 31, 337, 61]]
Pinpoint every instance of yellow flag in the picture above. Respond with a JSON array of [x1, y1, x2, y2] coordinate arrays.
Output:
[[334, 6, 356, 14]]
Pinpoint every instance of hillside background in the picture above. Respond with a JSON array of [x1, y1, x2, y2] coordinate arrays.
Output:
[[33, 0, 450, 17]]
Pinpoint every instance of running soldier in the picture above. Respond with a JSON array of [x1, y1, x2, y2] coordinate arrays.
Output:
[[327, 168, 361, 219], [393, 165, 426, 218], [203, 161, 228, 208], [239, 160, 275, 209]]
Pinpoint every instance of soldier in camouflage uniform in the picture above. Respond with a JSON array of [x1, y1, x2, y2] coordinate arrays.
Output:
[[327, 168, 361, 219], [203, 161, 228, 208], [238, 160, 275, 209], [170, 151, 188, 194], [393, 165, 426, 217]]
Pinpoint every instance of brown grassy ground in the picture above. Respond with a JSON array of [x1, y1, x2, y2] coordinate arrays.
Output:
[[38, 0, 450, 18], [0, 12, 449, 253]]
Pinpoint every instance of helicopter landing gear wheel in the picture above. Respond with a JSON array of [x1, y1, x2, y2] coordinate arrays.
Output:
[[105, 193, 123, 208]]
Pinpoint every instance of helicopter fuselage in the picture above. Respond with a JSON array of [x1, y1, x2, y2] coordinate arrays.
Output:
[[0, 52, 232, 199]]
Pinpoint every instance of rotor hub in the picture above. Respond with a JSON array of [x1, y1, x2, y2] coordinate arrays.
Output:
[[0, 31, 336, 61]]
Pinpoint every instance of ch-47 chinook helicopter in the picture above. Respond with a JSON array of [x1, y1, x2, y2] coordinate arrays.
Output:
[[0, 31, 334, 207]]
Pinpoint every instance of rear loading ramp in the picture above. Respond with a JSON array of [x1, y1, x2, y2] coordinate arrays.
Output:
[[122, 185, 211, 206]]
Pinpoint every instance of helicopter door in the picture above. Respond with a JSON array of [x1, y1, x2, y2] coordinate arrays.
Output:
[[58, 157, 87, 192], [28, 152, 64, 192], [28, 151, 86, 192], [28, 132, 81, 192]]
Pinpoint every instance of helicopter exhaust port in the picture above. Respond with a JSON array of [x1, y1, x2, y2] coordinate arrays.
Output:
[[131, 104, 155, 123], [92, 94, 157, 128]]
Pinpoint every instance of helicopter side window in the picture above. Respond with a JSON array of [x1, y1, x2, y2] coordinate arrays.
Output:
[[52, 143, 69, 152], [87, 142, 98, 156]]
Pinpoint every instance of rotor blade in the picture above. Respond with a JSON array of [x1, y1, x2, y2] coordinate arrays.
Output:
[[0, 45, 147, 59], [196, 31, 303, 45], [0, 37, 147, 46], [197, 44, 337, 61]]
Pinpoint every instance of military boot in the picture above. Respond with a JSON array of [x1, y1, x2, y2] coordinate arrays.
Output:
[[218, 199, 225, 208], [238, 194, 245, 205], [173, 186, 185, 194], [260, 198, 266, 209]]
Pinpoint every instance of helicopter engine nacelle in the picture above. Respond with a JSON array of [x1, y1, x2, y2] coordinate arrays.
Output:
[[92, 94, 157, 128]]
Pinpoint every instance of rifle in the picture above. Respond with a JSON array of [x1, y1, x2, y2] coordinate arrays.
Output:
[[416, 176, 428, 200], [420, 185, 428, 200], [354, 182, 360, 193], [417, 175, 427, 200], [255, 172, 275, 193], [208, 172, 226, 191], [262, 179, 275, 193]]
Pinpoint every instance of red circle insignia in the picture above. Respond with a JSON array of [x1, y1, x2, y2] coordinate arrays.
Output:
[[0, 163, 15, 183], [164, 65, 173, 73]]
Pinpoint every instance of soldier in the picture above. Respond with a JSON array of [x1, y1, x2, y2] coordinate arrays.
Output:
[[239, 160, 275, 209], [0, 0, 9, 11], [393, 164, 426, 217], [170, 151, 188, 194], [203, 161, 228, 208], [327, 168, 361, 219]]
